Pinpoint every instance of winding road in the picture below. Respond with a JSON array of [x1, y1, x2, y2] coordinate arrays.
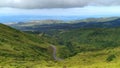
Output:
[[50, 45, 61, 61]]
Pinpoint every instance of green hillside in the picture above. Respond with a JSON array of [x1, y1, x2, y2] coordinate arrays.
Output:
[[25, 27, 120, 68], [0, 24, 54, 67], [50, 28, 120, 58], [44, 28, 120, 68], [54, 47, 120, 68]]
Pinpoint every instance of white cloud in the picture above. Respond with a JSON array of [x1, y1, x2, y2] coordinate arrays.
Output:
[[0, 0, 120, 9]]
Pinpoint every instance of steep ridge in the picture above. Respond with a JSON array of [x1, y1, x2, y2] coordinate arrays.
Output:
[[0, 23, 51, 61]]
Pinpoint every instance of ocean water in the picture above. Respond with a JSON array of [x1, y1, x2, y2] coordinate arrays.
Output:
[[0, 15, 115, 23], [0, 15, 86, 23]]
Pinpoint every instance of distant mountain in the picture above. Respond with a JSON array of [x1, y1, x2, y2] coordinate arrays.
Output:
[[9, 17, 120, 31], [12, 20, 65, 26], [69, 17, 119, 23]]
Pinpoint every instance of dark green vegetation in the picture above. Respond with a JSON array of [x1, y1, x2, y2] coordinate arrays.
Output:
[[24, 27, 120, 60], [106, 54, 116, 62], [40, 28, 120, 59]]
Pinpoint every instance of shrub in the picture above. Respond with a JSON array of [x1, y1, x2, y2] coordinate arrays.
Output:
[[106, 54, 116, 62]]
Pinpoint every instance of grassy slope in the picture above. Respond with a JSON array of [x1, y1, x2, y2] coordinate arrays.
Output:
[[33, 47, 120, 68], [0, 24, 53, 67], [57, 47, 120, 68]]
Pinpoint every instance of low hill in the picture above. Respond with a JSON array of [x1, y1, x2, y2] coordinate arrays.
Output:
[[10, 20, 65, 31], [9, 17, 120, 31]]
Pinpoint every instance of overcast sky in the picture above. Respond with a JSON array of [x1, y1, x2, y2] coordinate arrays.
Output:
[[0, 0, 120, 23], [0, 0, 120, 8]]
